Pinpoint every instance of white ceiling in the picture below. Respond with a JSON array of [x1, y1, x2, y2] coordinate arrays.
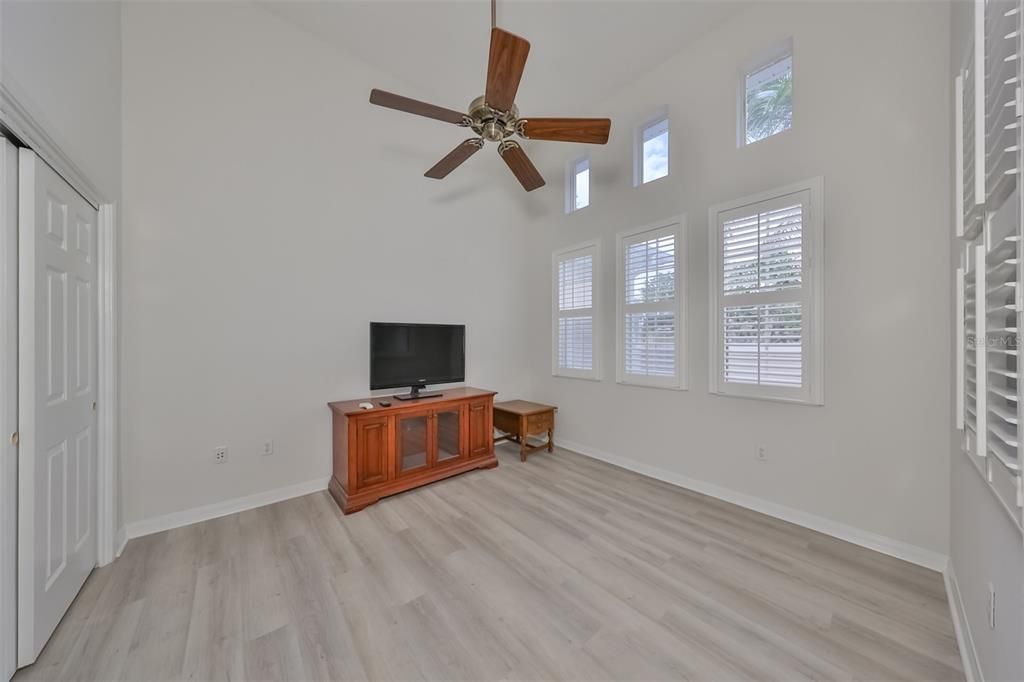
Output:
[[261, 0, 747, 116]]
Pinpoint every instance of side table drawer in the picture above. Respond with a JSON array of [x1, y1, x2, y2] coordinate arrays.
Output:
[[526, 411, 553, 435]]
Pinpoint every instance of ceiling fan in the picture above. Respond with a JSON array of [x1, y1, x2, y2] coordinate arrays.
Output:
[[368, 2, 611, 192]]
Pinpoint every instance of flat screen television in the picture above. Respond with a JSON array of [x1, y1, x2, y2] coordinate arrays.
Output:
[[370, 322, 465, 400]]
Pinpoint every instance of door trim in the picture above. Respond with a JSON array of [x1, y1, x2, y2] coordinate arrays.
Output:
[[0, 83, 102, 210], [96, 204, 118, 565], [1, 139, 18, 682]]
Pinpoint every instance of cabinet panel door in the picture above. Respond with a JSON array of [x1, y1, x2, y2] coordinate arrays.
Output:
[[396, 409, 432, 476], [467, 399, 492, 457], [354, 416, 389, 489], [435, 408, 463, 464]]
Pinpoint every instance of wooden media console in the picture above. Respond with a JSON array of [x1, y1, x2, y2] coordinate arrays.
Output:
[[327, 387, 497, 513]]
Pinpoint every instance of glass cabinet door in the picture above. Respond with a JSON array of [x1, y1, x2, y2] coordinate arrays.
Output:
[[396, 412, 429, 475], [435, 409, 462, 464]]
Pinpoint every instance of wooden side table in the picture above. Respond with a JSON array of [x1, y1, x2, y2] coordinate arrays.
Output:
[[493, 400, 557, 462]]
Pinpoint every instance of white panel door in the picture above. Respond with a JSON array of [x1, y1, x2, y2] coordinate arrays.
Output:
[[0, 140, 18, 682], [17, 150, 97, 666]]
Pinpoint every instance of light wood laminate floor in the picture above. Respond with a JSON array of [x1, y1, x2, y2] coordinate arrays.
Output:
[[16, 445, 963, 681]]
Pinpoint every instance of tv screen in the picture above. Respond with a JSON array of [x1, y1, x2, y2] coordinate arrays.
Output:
[[370, 323, 465, 390]]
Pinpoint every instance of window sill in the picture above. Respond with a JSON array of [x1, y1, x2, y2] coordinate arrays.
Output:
[[616, 379, 687, 392], [552, 372, 602, 382], [635, 174, 669, 189], [709, 388, 822, 406], [739, 126, 793, 149]]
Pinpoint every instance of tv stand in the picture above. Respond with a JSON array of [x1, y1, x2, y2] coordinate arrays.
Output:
[[393, 385, 443, 401], [328, 387, 497, 513]]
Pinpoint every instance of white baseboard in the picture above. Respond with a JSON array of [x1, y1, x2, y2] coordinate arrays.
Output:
[[944, 563, 983, 682], [114, 526, 128, 558], [559, 438, 949, 572], [125, 477, 330, 540]]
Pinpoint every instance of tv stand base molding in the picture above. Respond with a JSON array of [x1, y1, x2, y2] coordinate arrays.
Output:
[[329, 457, 498, 513], [328, 387, 497, 514]]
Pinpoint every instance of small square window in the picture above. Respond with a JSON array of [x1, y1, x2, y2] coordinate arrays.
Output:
[[744, 52, 792, 145], [638, 118, 669, 184], [567, 157, 590, 213]]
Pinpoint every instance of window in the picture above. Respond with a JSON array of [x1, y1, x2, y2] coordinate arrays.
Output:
[[742, 48, 792, 145], [709, 178, 823, 404], [567, 156, 590, 213], [954, 0, 1022, 508], [552, 242, 599, 379], [635, 116, 669, 185], [617, 219, 686, 389]]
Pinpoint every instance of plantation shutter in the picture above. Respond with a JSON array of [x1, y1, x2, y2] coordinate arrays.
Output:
[[619, 224, 682, 387], [967, 50, 986, 237], [955, 0, 1022, 514], [984, 0, 1020, 211], [722, 304, 802, 387], [984, 0, 1023, 478], [963, 257, 979, 440], [553, 245, 598, 378], [719, 196, 806, 394], [984, 234, 1019, 473], [958, 67, 984, 239]]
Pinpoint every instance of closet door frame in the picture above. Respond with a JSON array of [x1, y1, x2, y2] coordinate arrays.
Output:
[[0, 83, 122, 676]]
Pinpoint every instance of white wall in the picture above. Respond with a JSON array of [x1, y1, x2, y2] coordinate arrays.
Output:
[[522, 1, 953, 557], [948, 2, 1024, 680], [0, 0, 122, 201], [120, 2, 533, 526]]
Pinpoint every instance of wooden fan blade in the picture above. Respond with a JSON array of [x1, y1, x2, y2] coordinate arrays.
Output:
[[520, 118, 611, 144], [498, 142, 545, 192], [369, 89, 466, 125], [485, 28, 530, 113], [425, 139, 483, 179]]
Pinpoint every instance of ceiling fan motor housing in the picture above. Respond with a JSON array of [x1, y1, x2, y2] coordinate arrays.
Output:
[[468, 95, 518, 142]]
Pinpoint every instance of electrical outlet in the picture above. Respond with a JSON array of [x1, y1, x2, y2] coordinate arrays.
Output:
[[214, 446, 228, 464], [262, 440, 274, 456], [989, 583, 996, 629], [756, 445, 768, 461]]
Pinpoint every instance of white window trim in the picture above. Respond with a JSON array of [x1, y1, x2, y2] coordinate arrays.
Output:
[[565, 155, 590, 214], [954, 72, 965, 239], [708, 176, 824, 405], [616, 217, 687, 390], [633, 108, 670, 187], [552, 240, 601, 380], [737, 38, 794, 148]]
